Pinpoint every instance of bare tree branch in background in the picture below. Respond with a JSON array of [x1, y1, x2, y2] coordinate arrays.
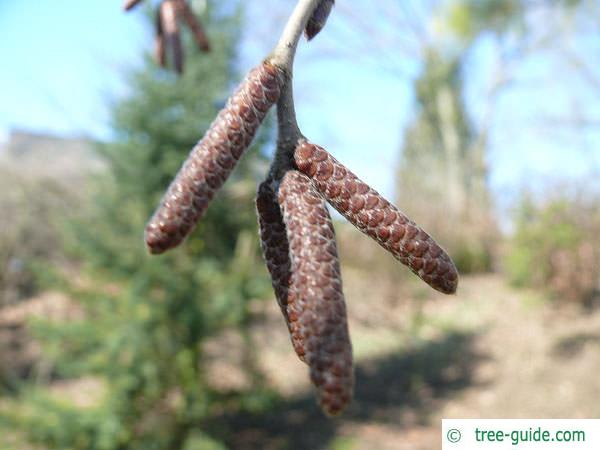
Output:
[[326, 0, 600, 272]]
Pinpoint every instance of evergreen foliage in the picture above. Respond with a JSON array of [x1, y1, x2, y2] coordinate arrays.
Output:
[[506, 191, 600, 306], [0, 3, 275, 449]]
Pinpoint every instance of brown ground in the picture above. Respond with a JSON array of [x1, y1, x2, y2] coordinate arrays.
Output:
[[208, 272, 600, 450], [2, 273, 600, 450]]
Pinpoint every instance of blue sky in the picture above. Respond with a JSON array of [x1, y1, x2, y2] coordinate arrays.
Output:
[[0, 1, 146, 138], [1, 1, 599, 212]]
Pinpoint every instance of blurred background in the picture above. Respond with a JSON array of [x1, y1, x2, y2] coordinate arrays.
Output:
[[1, 0, 600, 449]]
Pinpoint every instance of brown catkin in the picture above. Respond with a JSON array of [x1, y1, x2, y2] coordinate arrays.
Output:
[[145, 61, 284, 254], [305, 0, 335, 41], [294, 140, 459, 294], [255, 181, 293, 327], [160, 0, 184, 74], [278, 170, 354, 416], [155, 8, 166, 67], [178, 0, 211, 52], [123, 0, 144, 12]]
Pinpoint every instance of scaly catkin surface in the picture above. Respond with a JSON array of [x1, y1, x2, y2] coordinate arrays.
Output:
[[145, 61, 284, 254], [294, 140, 458, 294], [256, 181, 294, 328], [278, 170, 354, 416], [305, 0, 335, 40]]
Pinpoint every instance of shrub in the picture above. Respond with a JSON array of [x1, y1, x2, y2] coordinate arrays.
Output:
[[0, 169, 75, 307], [505, 190, 600, 306]]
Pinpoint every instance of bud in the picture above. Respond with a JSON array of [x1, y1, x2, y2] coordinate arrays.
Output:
[[145, 61, 284, 254], [305, 0, 335, 41], [278, 170, 354, 416], [294, 140, 459, 294]]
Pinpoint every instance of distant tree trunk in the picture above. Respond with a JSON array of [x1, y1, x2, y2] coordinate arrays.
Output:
[[396, 50, 496, 273]]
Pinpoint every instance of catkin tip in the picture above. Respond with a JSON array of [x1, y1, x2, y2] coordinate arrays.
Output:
[[304, 0, 335, 41], [144, 223, 173, 255], [445, 278, 459, 295]]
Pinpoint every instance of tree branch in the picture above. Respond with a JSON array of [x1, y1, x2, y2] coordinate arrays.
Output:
[[268, 0, 322, 181], [271, 0, 321, 70]]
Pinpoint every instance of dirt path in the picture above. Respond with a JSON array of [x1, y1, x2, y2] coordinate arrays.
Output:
[[3, 274, 599, 449], [217, 273, 600, 450], [438, 275, 600, 420]]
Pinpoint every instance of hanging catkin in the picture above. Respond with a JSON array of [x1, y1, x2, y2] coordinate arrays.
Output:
[[123, 0, 143, 11], [256, 180, 294, 327], [160, 0, 184, 74], [294, 140, 459, 294], [305, 0, 335, 41], [134, 0, 461, 418], [154, 8, 166, 67], [278, 170, 353, 416], [178, 0, 211, 52], [145, 61, 284, 254]]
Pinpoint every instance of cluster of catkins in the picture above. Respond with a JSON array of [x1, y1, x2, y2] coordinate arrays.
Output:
[[143, 1, 458, 416], [124, 0, 210, 74]]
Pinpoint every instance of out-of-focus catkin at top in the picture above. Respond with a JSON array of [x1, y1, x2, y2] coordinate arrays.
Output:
[[305, 0, 335, 40]]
